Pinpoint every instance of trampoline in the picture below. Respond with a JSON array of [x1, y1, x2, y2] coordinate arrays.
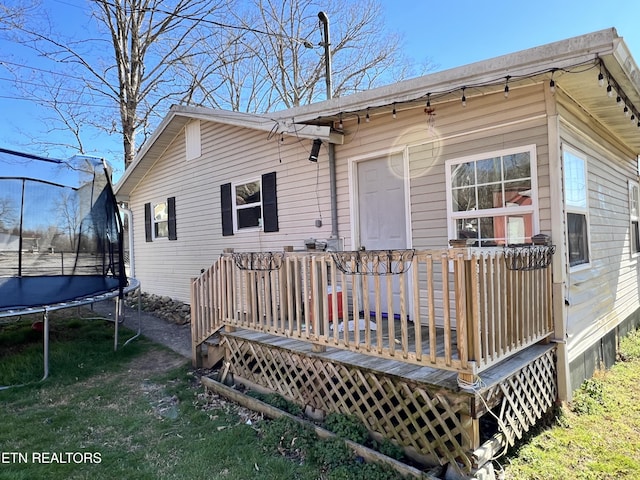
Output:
[[0, 148, 140, 388]]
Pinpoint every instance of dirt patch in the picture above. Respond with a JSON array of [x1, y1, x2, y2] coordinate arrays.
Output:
[[125, 347, 187, 376]]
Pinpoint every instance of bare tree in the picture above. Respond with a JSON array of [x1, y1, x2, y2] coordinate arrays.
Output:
[[0, 0, 431, 171], [54, 190, 81, 251], [1, 0, 227, 169], [0, 197, 18, 231], [0, 0, 33, 32], [189, 0, 427, 112]]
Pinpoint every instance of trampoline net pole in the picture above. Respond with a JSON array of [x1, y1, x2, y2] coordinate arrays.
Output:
[[114, 297, 120, 351], [42, 309, 50, 381], [122, 281, 142, 348]]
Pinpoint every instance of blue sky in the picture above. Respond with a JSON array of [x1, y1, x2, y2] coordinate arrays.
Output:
[[380, 0, 639, 71], [1, 0, 639, 181]]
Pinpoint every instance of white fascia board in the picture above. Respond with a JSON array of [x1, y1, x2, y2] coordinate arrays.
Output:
[[285, 28, 621, 123], [611, 37, 640, 100], [172, 106, 333, 141], [114, 109, 184, 197]]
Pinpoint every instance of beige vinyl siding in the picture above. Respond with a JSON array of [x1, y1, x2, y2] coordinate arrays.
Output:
[[411, 86, 549, 324], [129, 122, 334, 302], [558, 104, 640, 362], [330, 85, 550, 325], [330, 85, 545, 250], [333, 84, 550, 251]]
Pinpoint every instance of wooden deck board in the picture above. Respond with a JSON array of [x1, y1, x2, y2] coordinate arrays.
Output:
[[222, 327, 555, 393], [477, 343, 555, 391]]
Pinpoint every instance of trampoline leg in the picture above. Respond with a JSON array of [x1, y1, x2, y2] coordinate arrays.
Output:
[[114, 297, 120, 351], [1, 309, 50, 390], [42, 309, 50, 382], [122, 282, 142, 348]]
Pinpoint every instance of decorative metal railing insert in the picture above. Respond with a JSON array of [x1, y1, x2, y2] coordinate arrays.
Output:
[[330, 249, 415, 275]]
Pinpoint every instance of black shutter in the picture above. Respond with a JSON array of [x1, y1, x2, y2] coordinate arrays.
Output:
[[144, 202, 152, 242], [262, 172, 278, 233], [221, 183, 233, 236], [168, 196, 177, 241]]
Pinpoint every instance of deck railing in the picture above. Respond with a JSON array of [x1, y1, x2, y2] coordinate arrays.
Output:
[[191, 247, 554, 377]]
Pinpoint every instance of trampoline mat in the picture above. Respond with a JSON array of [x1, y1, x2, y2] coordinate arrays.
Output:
[[0, 276, 122, 311]]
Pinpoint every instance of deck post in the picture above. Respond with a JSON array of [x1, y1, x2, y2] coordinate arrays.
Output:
[[461, 415, 481, 452], [455, 250, 479, 377], [465, 255, 477, 365], [458, 253, 480, 452], [311, 255, 327, 352], [280, 246, 294, 330], [457, 252, 482, 454], [222, 248, 236, 333], [191, 277, 201, 367]]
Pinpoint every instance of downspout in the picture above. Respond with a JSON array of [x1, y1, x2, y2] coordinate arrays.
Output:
[[318, 11, 339, 241], [119, 204, 135, 279]]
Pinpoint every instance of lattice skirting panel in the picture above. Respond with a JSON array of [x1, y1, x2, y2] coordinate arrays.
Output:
[[222, 334, 479, 471], [221, 334, 557, 474], [482, 348, 557, 450]]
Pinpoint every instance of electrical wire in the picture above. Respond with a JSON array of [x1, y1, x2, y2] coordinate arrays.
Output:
[[457, 374, 514, 461]]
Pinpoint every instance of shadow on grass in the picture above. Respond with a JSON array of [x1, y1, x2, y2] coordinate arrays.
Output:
[[0, 313, 152, 389]]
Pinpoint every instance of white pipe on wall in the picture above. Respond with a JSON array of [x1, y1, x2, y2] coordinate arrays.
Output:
[[119, 204, 135, 279]]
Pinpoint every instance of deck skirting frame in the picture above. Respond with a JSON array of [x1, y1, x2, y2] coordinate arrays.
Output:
[[220, 331, 557, 475]]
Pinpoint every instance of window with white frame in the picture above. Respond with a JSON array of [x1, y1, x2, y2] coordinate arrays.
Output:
[[563, 146, 589, 268], [221, 173, 278, 236], [446, 145, 538, 246], [144, 197, 177, 242], [233, 179, 262, 230], [630, 180, 640, 255]]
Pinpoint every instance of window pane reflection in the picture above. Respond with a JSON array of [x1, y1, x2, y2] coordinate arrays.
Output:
[[235, 182, 261, 205], [455, 214, 533, 245]]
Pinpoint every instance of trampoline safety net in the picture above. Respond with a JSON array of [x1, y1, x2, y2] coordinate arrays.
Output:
[[0, 148, 127, 310]]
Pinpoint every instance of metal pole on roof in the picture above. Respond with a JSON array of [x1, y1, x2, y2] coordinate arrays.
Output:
[[318, 11, 339, 241], [318, 12, 332, 100]]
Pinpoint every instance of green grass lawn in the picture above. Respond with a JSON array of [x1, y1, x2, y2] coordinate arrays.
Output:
[[502, 329, 640, 480], [0, 315, 321, 480], [3, 312, 640, 480]]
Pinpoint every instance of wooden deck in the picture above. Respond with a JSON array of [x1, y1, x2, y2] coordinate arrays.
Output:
[[191, 247, 557, 476], [222, 326, 554, 394], [219, 327, 556, 475], [191, 247, 555, 377]]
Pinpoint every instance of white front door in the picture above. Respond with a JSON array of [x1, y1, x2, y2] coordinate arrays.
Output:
[[355, 154, 408, 318]]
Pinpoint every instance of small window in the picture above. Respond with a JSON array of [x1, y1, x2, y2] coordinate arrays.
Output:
[[446, 145, 538, 246], [630, 181, 640, 255], [144, 198, 177, 242], [567, 212, 589, 266], [221, 173, 278, 236], [153, 202, 169, 238], [563, 146, 589, 268]]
